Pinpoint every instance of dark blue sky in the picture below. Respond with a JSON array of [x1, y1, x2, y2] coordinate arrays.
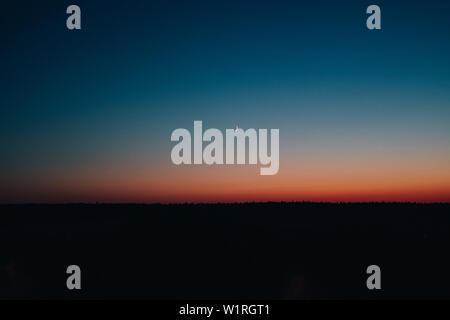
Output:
[[1, 0, 450, 202]]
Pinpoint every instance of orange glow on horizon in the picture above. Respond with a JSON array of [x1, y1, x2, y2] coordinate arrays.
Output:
[[2, 155, 450, 203]]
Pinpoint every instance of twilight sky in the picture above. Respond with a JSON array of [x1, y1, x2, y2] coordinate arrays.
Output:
[[1, 0, 450, 203]]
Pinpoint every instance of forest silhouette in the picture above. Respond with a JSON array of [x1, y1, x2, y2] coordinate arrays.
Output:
[[1, 202, 449, 299]]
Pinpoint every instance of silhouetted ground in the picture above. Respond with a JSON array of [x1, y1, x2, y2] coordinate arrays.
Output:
[[0, 202, 449, 299]]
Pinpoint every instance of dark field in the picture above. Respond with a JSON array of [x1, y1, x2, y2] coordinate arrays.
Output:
[[1, 203, 450, 299]]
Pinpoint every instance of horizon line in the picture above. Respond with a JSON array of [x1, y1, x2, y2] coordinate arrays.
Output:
[[2, 201, 450, 205]]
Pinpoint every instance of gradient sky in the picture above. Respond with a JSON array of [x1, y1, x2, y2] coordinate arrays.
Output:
[[1, 0, 450, 203]]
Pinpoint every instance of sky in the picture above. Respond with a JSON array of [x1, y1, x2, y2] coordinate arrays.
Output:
[[1, 0, 450, 203]]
